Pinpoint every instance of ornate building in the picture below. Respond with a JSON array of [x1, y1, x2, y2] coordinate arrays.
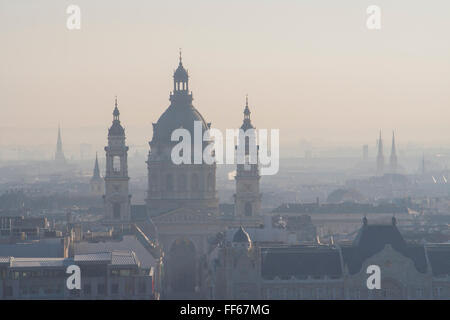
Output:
[[90, 153, 104, 195], [146, 56, 263, 298], [146, 54, 218, 216], [210, 219, 450, 300], [103, 98, 131, 222], [234, 97, 261, 220]]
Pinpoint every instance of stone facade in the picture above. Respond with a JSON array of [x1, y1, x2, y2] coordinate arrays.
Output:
[[210, 220, 450, 300]]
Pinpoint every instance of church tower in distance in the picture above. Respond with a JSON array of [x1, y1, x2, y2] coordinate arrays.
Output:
[[234, 96, 261, 218], [90, 153, 104, 195], [103, 98, 131, 221], [55, 125, 66, 165], [376, 130, 384, 175]]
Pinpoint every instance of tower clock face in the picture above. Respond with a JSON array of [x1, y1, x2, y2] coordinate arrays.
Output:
[[244, 184, 252, 191]]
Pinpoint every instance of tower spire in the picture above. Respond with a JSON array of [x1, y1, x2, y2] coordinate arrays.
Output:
[[55, 125, 66, 164], [241, 95, 253, 130], [390, 131, 398, 173], [376, 130, 384, 175], [93, 152, 100, 178], [113, 96, 120, 121]]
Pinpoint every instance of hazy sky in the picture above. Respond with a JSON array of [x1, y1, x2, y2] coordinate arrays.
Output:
[[1, 0, 450, 152]]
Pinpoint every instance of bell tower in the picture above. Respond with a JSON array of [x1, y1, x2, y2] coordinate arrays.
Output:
[[103, 97, 131, 221], [234, 96, 261, 218]]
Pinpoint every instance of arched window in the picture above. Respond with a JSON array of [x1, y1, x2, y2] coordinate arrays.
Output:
[[178, 174, 187, 191], [191, 174, 199, 191], [113, 203, 121, 219], [244, 202, 252, 216], [166, 174, 174, 192], [113, 156, 121, 173]]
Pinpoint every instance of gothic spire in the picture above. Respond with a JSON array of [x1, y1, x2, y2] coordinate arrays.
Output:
[[55, 125, 66, 164], [390, 131, 398, 173], [376, 130, 384, 175], [93, 152, 101, 179]]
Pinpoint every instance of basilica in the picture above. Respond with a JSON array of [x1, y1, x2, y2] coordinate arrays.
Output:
[[100, 55, 263, 299]]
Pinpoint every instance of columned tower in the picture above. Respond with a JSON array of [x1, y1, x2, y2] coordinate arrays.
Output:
[[234, 96, 261, 218], [389, 131, 398, 174], [376, 131, 384, 175], [103, 98, 131, 221]]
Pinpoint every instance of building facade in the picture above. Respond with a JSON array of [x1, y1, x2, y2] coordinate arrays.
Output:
[[210, 219, 450, 300]]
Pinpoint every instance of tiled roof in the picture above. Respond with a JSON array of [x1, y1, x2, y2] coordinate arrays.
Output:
[[9, 257, 67, 268], [74, 252, 111, 262], [74, 235, 156, 269], [111, 251, 139, 266]]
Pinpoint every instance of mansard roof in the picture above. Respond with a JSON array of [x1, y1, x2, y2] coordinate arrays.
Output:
[[261, 246, 342, 280], [426, 245, 450, 276], [342, 223, 427, 274]]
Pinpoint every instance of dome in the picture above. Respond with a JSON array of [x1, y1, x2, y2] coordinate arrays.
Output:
[[233, 226, 251, 243], [109, 121, 125, 136], [151, 103, 208, 144]]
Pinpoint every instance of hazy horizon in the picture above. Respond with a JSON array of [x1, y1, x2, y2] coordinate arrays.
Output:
[[1, 0, 450, 149]]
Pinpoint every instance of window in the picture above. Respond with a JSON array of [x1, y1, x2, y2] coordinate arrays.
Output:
[[244, 202, 252, 216], [97, 284, 106, 295], [139, 282, 146, 295], [113, 156, 121, 172], [192, 174, 199, 191], [166, 174, 174, 191], [84, 284, 91, 295], [178, 174, 187, 191], [113, 203, 120, 219], [150, 174, 158, 192], [111, 269, 119, 277], [416, 288, 424, 299], [125, 281, 135, 295], [5, 286, 13, 297], [119, 269, 131, 277], [111, 284, 119, 295]]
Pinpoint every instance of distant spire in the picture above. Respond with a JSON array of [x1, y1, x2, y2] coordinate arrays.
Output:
[[376, 130, 384, 175], [389, 131, 398, 173], [179, 48, 182, 64], [422, 153, 426, 174], [241, 95, 254, 130], [93, 152, 100, 179], [55, 125, 66, 164], [113, 96, 120, 120]]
